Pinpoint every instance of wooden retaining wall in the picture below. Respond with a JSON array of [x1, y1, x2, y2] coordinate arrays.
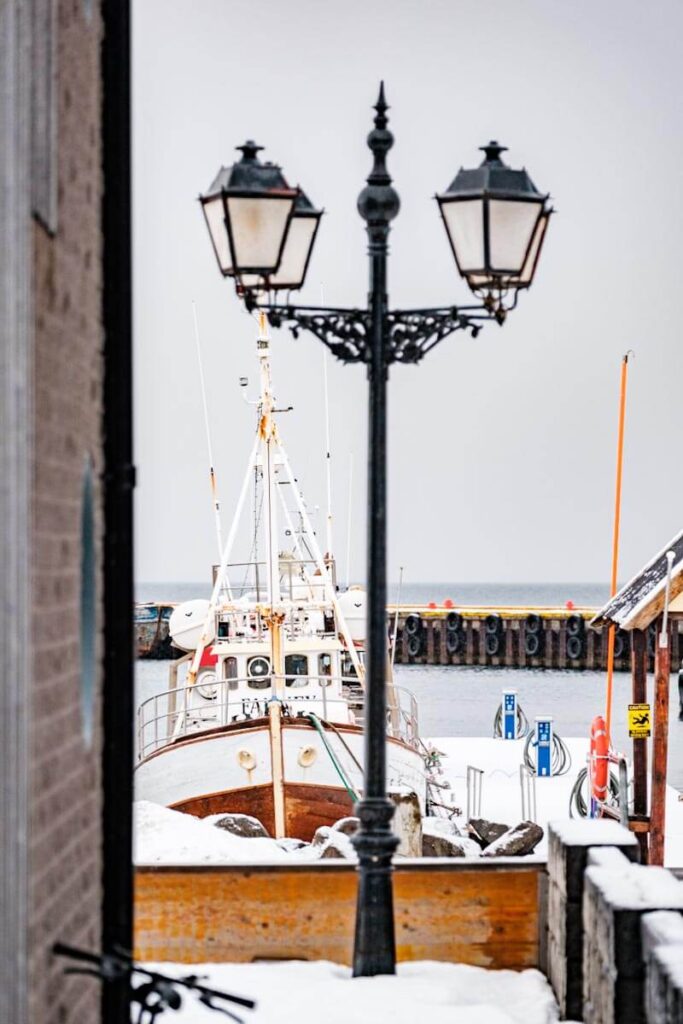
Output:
[[134, 860, 544, 968]]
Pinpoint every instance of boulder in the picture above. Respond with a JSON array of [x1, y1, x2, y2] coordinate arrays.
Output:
[[481, 821, 544, 858], [312, 825, 357, 860], [331, 816, 360, 836], [422, 816, 462, 839], [422, 828, 481, 858], [208, 813, 270, 839], [389, 788, 422, 857], [468, 818, 510, 849]]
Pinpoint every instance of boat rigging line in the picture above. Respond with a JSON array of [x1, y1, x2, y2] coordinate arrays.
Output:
[[304, 712, 360, 802], [345, 452, 353, 589], [191, 301, 225, 569]]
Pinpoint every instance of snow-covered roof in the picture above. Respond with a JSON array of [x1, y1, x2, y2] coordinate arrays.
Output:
[[590, 526, 683, 631]]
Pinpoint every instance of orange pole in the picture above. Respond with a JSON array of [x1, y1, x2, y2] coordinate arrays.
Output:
[[605, 352, 631, 741]]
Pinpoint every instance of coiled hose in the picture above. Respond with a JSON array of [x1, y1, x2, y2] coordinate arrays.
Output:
[[492, 702, 530, 739], [569, 766, 620, 817], [523, 730, 572, 776]]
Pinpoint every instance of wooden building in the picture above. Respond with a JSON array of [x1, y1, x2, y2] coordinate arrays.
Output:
[[591, 527, 683, 864]]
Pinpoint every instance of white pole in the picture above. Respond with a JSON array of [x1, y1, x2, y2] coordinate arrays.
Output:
[[323, 351, 334, 566], [345, 452, 353, 590], [192, 301, 224, 561], [257, 312, 281, 610]]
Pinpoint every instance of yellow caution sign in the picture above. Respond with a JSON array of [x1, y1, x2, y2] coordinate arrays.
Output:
[[628, 703, 651, 739]]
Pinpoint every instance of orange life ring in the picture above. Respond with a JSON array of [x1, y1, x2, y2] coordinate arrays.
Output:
[[590, 715, 609, 802]]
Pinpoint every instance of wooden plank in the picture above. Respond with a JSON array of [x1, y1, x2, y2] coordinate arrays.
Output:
[[134, 863, 542, 969], [439, 622, 448, 666], [505, 621, 514, 667], [558, 620, 567, 670], [426, 619, 435, 664], [465, 619, 474, 666], [631, 628, 649, 862], [650, 617, 672, 865], [586, 627, 596, 670], [545, 620, 555, 669]]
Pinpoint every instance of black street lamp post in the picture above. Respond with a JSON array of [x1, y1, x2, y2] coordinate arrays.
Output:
[[200, 84, 552, 978]]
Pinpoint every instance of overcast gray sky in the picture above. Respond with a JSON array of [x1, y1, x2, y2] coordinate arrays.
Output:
[[133, 0, 683, 586]]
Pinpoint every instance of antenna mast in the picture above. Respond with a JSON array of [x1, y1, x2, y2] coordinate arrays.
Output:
[[192, 302, 224, 561]]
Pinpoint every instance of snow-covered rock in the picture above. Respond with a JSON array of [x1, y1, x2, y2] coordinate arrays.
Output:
[[206, 813, 270, 839], [330, 816, 359, 836], [275, 837, 309, 853], [134, 802, 287, 865], [311, 825, 358, 861], [422, 819, 481, 857], [468, 818, 510, 848], [482, 821, 544, 858]]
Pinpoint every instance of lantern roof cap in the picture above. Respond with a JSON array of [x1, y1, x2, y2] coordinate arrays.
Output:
[[441, 141, 547, 202], [204, 140, 296, 198], [293, 188, 321, 215]]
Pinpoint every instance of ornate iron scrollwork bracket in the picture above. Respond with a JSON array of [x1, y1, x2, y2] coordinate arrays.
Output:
[[254, 302, 495, 366]]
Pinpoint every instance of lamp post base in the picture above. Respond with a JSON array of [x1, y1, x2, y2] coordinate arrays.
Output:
[[351, 797, 400, 976]]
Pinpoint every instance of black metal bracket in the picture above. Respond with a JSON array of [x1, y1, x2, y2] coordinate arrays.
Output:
[[250, 301, 497, 365]]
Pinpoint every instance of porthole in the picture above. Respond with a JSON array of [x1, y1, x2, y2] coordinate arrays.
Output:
[[247, 656, 271, 690]]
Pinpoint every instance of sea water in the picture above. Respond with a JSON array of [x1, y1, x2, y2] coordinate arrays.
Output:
[[135, 581, 683, 791]]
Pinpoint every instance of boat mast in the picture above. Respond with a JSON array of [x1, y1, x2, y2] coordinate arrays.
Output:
[[256, 311, 287, 838]]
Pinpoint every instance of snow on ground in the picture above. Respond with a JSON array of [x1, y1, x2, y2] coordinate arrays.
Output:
[[135, 737, 683, 867], [147, 960, 563, 1024], [430, 736, 683, 867]]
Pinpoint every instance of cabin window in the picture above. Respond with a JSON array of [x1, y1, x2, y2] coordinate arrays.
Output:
[[285, 654, 308, 687], [223, 656, 238, 690], [341, 652, 359, 678], [318, 653, 333, 686], [247, 656, 271, 689]]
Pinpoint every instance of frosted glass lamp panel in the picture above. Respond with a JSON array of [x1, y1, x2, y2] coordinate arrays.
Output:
[[269, 217, 317, 288], [239, 273, 264, 289], [466, 272, 494, 289], [518, 212, 549, 285], [442, 199, 484, 272], [488, 199, 541, 273], [226, 195, 294, 272], [202, 195, 232, 275]]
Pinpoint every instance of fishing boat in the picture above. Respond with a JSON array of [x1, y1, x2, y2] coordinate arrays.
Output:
[[135, 314, 427, 839]]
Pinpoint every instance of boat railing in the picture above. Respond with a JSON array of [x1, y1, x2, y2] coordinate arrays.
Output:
[[212, 557, 337, 604], [136, 676, 419, 762]]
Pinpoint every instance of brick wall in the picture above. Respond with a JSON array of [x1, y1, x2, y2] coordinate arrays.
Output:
[[29, 0, 104, 1021]]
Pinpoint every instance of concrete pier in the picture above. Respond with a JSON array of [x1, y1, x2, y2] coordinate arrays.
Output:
[[391, 606, 668, 672]]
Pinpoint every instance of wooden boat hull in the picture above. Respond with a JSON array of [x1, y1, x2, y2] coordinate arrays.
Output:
[[172, 781, 354, 841], [135, 716, 426, 840]]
